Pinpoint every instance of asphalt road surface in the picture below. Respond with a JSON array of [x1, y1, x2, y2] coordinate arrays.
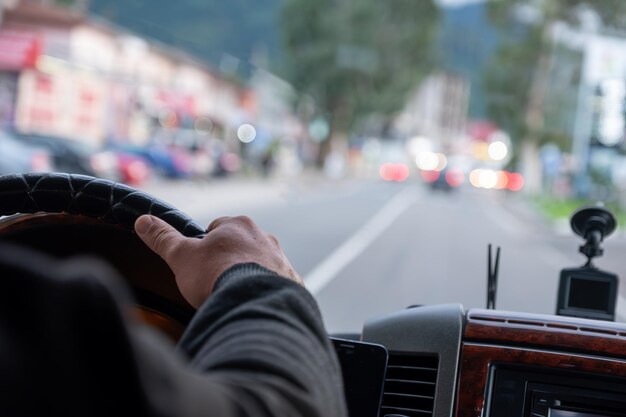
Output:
[[141, 176, 626, 333]]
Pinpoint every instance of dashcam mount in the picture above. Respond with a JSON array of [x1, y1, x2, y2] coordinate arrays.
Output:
[[557, 206, 619, 321]]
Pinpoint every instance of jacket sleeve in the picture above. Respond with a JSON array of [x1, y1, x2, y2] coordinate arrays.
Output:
[[0, 242, 347, 417], [175, 263, 348, 417]]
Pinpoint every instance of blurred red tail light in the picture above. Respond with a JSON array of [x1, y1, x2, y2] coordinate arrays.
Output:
[[444, 169, 464, 187], [380, 164, 393, 181], [420, 170, 440, 183], [395, 164, 409, 182], [380, 163, 409, 182], [506, 172, 524, 191]]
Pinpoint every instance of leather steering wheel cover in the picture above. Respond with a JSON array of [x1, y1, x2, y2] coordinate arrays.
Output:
[[0, 173, 205, 238]]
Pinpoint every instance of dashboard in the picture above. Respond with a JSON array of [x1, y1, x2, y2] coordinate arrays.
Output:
[[357, 304, 626, 417]]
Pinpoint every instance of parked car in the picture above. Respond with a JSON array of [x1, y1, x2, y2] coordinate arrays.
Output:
[[12, 132, 119, 181], [108, 142, 193, 179], [114, 151, 152, 186], [0, 130, 53, 175]]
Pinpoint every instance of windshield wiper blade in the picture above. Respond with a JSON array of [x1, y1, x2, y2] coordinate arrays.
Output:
[[487, 244, 501, 310]]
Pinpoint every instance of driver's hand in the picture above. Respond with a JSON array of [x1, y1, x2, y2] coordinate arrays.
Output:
[[134, 215, 303, 309]]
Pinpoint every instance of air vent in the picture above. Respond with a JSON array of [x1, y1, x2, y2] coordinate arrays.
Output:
[[380, 353, 439, 417]]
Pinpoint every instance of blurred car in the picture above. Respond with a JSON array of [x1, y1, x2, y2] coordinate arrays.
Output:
[[115, 151, 152, 186], [163, 131, 217, 179], [13, 132, 119, 181], [421, 167, 465, 192], [109, 143, 193, 179], [430, 169, 454, 192], [0, 130, 53, 175]]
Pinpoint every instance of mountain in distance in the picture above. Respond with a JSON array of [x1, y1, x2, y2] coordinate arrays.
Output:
[[89, 0, 283, 77], [89, 0, 500, 115]]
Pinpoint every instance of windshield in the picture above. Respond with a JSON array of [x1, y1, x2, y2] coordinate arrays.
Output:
[[2, 0, 626, 332]]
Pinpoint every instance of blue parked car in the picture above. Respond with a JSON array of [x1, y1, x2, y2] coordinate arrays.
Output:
[[108, 143, 192, 179]]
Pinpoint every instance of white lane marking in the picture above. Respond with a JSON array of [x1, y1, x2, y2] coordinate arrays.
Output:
[[305, 187, 418, 295]]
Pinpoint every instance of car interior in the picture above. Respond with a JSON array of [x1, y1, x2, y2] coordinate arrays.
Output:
[[2, 172, 626, 417]]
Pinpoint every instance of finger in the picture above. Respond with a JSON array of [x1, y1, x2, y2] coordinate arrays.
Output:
[[135, 215, 188, 263], [206, 216, 233, 233]]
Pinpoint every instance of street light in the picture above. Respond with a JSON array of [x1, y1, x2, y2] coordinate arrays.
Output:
[[488, 141, 508, 161], [237, 124, 257, 143]]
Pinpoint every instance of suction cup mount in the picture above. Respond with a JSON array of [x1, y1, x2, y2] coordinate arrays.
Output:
[[570, 206, 617, 266]]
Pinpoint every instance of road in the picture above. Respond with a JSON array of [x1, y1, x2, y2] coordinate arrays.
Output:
[[140, 176, 626, 333]]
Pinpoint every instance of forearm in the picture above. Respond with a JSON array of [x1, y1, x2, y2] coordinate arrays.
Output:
[[177, 263, 347, 417]]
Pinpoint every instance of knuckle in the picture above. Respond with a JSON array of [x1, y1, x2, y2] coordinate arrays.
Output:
[[234, 215, 255, 227], [207, 226, 230, 241], [207, 216, 231, 232], [268, 233, 280, 246], [204, 225, 239, 244]]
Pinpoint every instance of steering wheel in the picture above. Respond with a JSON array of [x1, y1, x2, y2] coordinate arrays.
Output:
[[0, 173, 207, 341]]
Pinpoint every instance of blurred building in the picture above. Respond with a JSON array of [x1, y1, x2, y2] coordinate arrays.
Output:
[[396, 72, 470, 152], [0, 0, 18, 25], [547, 19, 626, 198], [0, 0, 253, 149], [244, 66, 305, 175]]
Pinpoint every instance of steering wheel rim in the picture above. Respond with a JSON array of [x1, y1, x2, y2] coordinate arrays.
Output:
[[0, 173, 208, 340], [0, 173, 206, 238]]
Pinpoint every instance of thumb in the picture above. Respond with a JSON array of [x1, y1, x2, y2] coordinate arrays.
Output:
[[134, 215, 187, 263]]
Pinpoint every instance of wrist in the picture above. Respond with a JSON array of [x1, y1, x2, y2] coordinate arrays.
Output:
[[213, 262, 281, 291]]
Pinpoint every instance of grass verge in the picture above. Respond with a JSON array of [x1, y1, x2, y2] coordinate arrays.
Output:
[[531, 196, 626, 229]]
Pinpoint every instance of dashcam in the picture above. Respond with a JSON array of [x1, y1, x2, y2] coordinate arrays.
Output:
[[557, 266, 618, 321]]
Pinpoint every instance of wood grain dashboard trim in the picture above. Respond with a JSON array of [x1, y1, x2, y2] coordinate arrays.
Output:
[[466, 309, 626, 359], [454, 343, 626, 417]]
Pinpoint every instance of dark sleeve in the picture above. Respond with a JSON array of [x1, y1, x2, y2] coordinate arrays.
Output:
[[0, 243, 154, 417], [0, 243, 347, 417], [0, 242, 242, 417], [176, 263, 348, 417]]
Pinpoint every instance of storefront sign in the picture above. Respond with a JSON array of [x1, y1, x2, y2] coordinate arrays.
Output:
[[15, 70, 106, 145], [0, 30, 42, 70]]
